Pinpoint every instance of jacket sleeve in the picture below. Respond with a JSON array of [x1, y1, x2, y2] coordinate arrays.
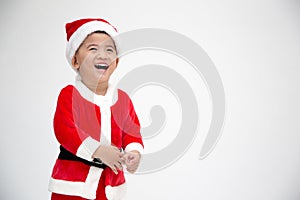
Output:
[[121, 95, 144, 153], [53, 86, 99, 161]]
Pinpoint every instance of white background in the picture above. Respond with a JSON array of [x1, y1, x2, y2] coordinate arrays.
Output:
[[0, 0, 300, 199]]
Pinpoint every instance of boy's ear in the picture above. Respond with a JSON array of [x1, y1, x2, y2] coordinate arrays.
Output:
[[72, 56, 80, 69], [115, 58, 119, 67]]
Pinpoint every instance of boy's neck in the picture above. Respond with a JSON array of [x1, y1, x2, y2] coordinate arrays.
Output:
[[81, 79, 109, 96], [95, 82, 108, 96]]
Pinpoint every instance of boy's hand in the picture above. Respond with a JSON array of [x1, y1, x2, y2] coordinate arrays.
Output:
[[92, 145, 124, 175], [123, 150, 141, 173]]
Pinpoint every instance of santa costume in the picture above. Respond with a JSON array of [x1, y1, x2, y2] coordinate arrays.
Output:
[[48, 18, 144, 200]]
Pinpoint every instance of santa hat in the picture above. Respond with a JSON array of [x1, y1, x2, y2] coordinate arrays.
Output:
[[65, 18, 118, 66]]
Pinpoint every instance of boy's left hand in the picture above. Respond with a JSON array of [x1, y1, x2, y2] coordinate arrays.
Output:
[[123, 150, 141, 173]]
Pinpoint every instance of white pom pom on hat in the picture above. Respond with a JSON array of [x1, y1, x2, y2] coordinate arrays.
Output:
[[65, 18, 118, 66]]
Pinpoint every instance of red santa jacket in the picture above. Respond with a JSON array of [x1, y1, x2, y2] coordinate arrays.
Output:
[[49, 80, 144, 200]]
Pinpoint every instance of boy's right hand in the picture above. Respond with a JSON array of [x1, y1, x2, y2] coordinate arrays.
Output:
[[92, 145, 124, 174]]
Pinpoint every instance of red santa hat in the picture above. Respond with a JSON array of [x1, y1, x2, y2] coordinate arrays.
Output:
[[65, 18, 118, 66]]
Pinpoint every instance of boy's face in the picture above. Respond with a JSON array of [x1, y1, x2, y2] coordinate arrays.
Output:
[[72, 32, 118, 90]]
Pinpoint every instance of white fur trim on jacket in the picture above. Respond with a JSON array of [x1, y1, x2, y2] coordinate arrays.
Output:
[[74, 77, 118, 147], [105, 183, 127, 200], [125, 142, 144, 154], [76, 137, 99, 161], [48, 167, 103, 199]]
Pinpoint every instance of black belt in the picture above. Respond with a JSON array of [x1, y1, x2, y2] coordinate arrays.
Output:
[[58, 145, 107, 169]]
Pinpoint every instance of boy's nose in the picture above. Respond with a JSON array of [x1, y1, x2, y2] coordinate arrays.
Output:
[[96, 50, 108, 60]]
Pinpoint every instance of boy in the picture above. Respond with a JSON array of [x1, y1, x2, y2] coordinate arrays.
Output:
[[49, 18, 144, 200]]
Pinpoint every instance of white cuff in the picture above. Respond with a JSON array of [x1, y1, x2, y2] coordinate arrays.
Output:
[[76, 137, 99, 161], [124, 143, 144, 154]]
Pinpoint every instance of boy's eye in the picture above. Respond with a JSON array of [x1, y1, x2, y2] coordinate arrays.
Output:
[[89, 47, 97, 51], [106, 47, 115, 53]]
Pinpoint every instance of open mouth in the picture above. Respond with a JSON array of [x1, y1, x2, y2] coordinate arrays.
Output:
[[95, 64, 109, 70]]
